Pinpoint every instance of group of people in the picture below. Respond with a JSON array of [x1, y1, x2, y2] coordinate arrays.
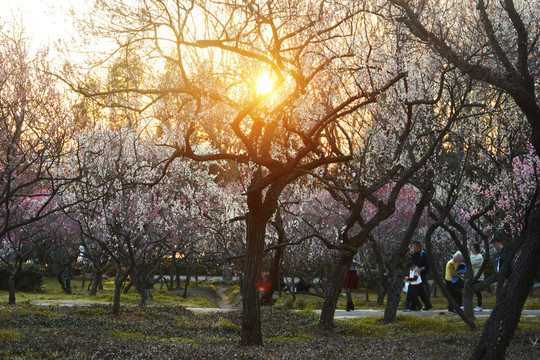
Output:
[[341, 238, 510, 313], [403, 241, 433, 312], [443, 247, 481, 313], [404, 239, 510, 313]]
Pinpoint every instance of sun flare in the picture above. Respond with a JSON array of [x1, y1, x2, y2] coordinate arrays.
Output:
[[256, 74, 275, 96]]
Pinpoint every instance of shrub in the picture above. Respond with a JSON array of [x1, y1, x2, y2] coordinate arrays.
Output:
[[0, 263, 43, 291]]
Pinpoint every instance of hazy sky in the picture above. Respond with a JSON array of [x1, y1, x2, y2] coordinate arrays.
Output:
[[0, 0, 83, 50]]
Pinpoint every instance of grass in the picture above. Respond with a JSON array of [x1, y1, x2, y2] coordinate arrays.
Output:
[[0, 277, 221, 309], [0, 304, 537, 359], [0, 277, 538, 359], [2, 277, 539, 313]]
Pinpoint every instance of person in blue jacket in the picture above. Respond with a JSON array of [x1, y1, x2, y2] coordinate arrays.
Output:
[[409, 241, 433, 310], [490, 238, 512, 297]]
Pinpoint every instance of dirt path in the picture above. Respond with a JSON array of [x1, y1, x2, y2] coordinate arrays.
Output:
[[216, 286, 234, 309]]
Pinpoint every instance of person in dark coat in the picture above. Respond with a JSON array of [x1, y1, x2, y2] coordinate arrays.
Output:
[[409, 240, 433, 310], [490, 238, 512, 298], [343, 253, 361, 311]]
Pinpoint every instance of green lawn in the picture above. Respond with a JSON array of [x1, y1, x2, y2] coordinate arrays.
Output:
[[0, 277, 220, 308]]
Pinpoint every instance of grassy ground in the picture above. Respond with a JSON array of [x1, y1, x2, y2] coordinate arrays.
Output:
[[3, 277, 539, 311], [0, 304, 538, 359], [0, 277, 220, 308], [1, 278, 539, 358]]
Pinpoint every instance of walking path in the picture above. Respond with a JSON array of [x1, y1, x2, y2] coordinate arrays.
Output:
[[185, 307, 540, 318], [216, 286, 233, 310], [319, 309, 540, 318], [28, 300, 540, 318]]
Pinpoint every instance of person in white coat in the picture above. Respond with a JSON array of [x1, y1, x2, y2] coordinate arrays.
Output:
[[470, 243, 484, 312], [403, 261, 423, 311]]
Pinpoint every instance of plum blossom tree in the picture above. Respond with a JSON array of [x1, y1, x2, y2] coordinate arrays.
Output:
[[67, 124, 223, 313], [259, 185, 349, 305], [68, 128, 173, 313], [0, 30, 79, 304], [380, 2, 540, 355], [66, 0, 406, 345], [481, 144, 540, 236], [33, 209, 81, 295], [312, 31, 482, 329], [414, 101, 537, 330]]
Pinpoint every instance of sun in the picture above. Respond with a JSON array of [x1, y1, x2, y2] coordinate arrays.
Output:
[[256, 74, 275, 96]]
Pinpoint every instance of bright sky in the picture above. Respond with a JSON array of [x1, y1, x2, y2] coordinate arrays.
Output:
[[0, 0, 84, 52]]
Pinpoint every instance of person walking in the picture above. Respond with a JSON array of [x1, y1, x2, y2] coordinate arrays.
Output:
[[445, 251, 464, 314], [470, 243, 484, 311], [344, 253, 361, 311], [409, 240, 433, 310], [490, 238, 512, 298], [403, 261, 423, 312]]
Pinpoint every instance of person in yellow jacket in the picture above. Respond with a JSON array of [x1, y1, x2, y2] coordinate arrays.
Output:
[[445, 251, 464, 314]]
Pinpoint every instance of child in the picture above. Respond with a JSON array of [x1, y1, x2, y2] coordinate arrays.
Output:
[[453, 262, 466, 285], [453, 262, 466, 309], [403, 261, 423, 312]]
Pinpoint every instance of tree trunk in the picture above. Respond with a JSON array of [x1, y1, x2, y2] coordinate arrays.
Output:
[[383, 262, 405, 324], [112, 274, 123, 316], [139, 282, 148, 307], [123, 279, 134, 294], [376, 264, 387, 306], [8, 268, 17, 305], [259, 247, 283, 306], [175, 262, 181, 290], [81, 265, 87, 290], [462, 282, 475, 319], [240, 210, 267, 346], [318, 252, 353, 331], [182, 272, 191, 299], [89, 269, 102, 296], [369, 237, 387, 306], [471, 207, 540, 360], [170, 251, 176, 291], [261, 211, 285, 307], [65, 265, 72, 295], [57, 265, 67, 293], [130, 267, 147, 306]]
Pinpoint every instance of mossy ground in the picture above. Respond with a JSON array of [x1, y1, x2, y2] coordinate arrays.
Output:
[[0, 304, 538, 359], [0, 277, 539, 358]]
